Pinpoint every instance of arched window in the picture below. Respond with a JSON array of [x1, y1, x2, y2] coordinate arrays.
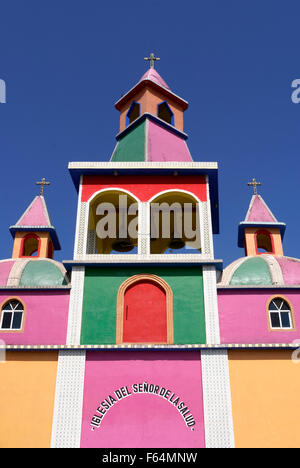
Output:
[[20, 234, 40, 257], [255, 230, 274, 254], [157, 101, 174, 125], [0, 299, 24, 330], [268, 297, 294, 330], [126, 101, 140, 126], [150, 191, 201, 254]]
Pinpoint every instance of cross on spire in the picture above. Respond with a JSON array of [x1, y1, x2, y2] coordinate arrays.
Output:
[[248, 178, 261, 195], [144, 52, 160, 69], [36, 177, 50, 196]]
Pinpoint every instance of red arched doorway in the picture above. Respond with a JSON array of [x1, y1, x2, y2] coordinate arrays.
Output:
[[116, 274, 173, 344]]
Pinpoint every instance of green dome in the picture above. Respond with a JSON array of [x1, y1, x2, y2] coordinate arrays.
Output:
[[230, 257, 272, 286], [19, 260, 67, 287]]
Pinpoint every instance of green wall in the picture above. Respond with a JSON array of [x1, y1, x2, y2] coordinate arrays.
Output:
[[111, 120, 145, 162], [81, 266, 205, 345]]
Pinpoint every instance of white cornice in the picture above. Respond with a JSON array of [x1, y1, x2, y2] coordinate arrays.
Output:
[[68, 161, 218, 170]]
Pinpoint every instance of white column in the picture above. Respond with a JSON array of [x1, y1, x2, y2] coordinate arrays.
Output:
[[201, 175, 215, 257], [51, 350, 86, 448], [66, 267, 85, 345], [201, 349, 235, 448], [86, 229, 97, 254], [73, 176, 89, 258], [202, 265, 220, 344], [200, 201, 214, 257], [138, 201, 150, 256]]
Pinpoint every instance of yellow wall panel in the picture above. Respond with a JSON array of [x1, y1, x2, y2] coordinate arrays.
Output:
[[228, 350, 300, 448], [0, 351, 58, 448]]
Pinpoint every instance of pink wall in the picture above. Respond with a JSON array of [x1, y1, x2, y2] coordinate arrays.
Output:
[[218, 289, 300, 343], [0, 291, 69, 345], [81, 351, 205, 448]]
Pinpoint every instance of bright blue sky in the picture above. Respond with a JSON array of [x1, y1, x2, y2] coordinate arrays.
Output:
[[0, 0, 299, 267]]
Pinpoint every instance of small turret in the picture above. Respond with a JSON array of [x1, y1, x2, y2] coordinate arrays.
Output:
[[9, 179, 61, 259], [238, 179, 286, 256]]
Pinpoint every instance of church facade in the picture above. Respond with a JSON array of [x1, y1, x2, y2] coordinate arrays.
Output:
[[1, 61, 300, 448]]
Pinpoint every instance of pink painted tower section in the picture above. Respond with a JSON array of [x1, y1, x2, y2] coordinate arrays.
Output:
[[16, 196, 51, 227], [245, 195, 277, 223], [148, 120, 192, 162]]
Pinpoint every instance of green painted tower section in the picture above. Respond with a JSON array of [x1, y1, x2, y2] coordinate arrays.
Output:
[[80, 266, 206, 345], [111, 120, 146, 162]]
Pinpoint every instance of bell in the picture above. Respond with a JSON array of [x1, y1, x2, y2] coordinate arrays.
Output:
[[112, 238, 134, 252], [168, 237, 185, 250]]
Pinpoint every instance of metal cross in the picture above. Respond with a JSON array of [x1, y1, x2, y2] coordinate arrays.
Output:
[[248, 178, 261, 195], [144, 53, 160, 69], [36, 178, 50, 196]]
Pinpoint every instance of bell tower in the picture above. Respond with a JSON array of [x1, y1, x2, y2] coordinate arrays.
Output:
[[52, 57, 236, 450], [66, 56, 221, 343], [10, 179, 61, 259], [238, 179, 285, 256]]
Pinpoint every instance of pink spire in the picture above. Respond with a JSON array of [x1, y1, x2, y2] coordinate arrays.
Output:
[[139, 68, 170, 90], [245, 195, 277, 223], [16, 196, 51, 227]]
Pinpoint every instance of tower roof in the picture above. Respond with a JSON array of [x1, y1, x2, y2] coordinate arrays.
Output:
[[9, 196, 61, 250], [139, 68, 170, 90], [14, 196, 52, 227], [115, 69, 188, 112], [244, 194, 278, 223]]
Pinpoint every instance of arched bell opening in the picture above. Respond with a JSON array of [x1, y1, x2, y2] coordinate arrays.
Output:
[[88, 190, 139, 254], [255, 229, 274, 255], [20, 233, 41, 257], [150, 191, 201, 254]]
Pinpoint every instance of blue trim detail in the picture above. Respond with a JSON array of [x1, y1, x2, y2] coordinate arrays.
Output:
[[157, 100, 174, 126], [237, 222, 286, 248], [116, 113, 188, 141], [126, 101, 140, 126], [62, 260, 223, 272], [9, 226, 61, 251]]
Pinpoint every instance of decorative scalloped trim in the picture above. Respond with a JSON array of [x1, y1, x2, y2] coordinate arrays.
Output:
[[201, 349, 235, 448]]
